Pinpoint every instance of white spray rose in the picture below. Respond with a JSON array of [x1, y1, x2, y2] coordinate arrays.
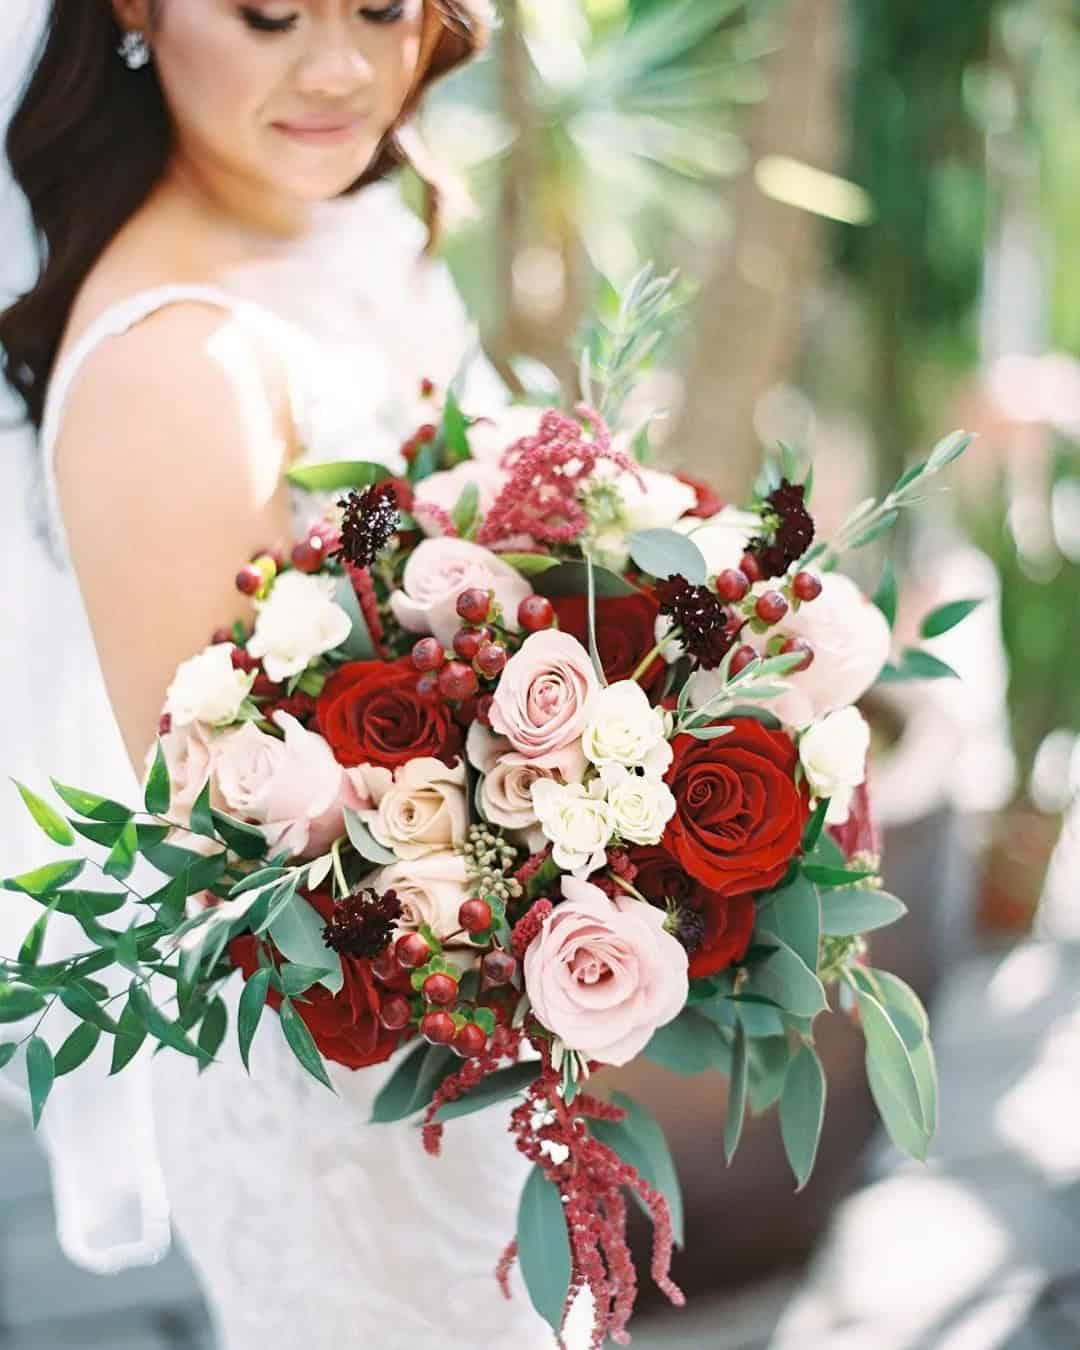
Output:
[[582, 680, 673, 779], [799, 706, 870, 825], [674, 506, 758, 577], [531, 778, 614, 877], [616, 468, 698, 533], [165, 644, 255, 728], [247, 570, 353, 683], [600, 763, 677, 846]]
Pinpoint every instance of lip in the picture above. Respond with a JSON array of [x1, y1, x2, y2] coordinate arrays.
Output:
[[272, 118, 365, 144]]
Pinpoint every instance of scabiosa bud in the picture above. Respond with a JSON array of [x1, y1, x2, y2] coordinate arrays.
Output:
[[336, 482, 400, 569], [655, 575, 742, 670], [747, 479, 815, 579], [322, 888, 404, 959], [664, 902, 707, 957]]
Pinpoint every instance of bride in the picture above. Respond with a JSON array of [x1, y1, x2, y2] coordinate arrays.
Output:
[[0, 2, 581, 1346]]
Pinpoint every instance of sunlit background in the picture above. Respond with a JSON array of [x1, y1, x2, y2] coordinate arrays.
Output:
[[1, 1, 1079, 1346]]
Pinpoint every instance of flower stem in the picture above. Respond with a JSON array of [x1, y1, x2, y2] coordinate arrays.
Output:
[[631, 631, 676, 685]]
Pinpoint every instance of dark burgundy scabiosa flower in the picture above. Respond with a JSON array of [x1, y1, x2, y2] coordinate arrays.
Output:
[[654, 575, 742, 670], [663, 901, 707, 958], [322, 888, 404, 959], [336, 482, 400, 569], [747, 478, 815, 579]]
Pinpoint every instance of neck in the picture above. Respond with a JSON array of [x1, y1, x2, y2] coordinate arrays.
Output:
[[156, 152, 316, 247]]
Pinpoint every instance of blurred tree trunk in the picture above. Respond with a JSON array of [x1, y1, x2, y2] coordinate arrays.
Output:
[[673, 0, 843, 494]]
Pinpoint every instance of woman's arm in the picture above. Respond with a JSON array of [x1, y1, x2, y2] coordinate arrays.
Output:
[[54, 304, 295, 772]]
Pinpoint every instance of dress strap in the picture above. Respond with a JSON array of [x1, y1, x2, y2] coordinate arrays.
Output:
[[39, 284, 289, 566]]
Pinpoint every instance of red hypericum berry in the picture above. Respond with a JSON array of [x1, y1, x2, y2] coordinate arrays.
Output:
[[476, 694, 495, 726], [411, 637, 445, 672], [401, 438, 418, 463], [453, 627, 488, 662], [420, 1010, 457, 1045], [481, 949, 518, 987], [755, 590, 789, 625], [452, 1023, 488, 1059], [291, 537, 326, 574], [715, 568, 750, 603], [459, 898, 493, 934], [415, 672, 441, 701], [371, 947, 401, 984], [456, 588, 493, 625], [379, 994, 412, 1031], [474, 641, 508, 680], [416, 423, 438, 445], [729, 644, 758, 677], [739, 552, 763, 584], [395, 931, 432, 970], [792, 571, 823, 602], [211, 626, 233, 646], [518, 595, 555, 632], [420, 377, 435, 398], [780, 636, 815, 671], [452, 697, 479, 728], [235, 564, 262, 596], [439, 661, 478, 702], [230, 647, 258, 673], [158, 712, 172, 736], [422, 972, 459, 1006]]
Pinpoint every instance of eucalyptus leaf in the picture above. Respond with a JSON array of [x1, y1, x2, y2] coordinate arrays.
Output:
[[780, 1043, 826, 1190], [755, 874, 820, 972], [747, 1036, 791, 1113], [14, 782, 74, 846], [333, 574, 376, 662], [820, 888, 907, 936], [344, 808, 397, 865], [285, 460, 390, 492], [920, 598, 983, 639], [644, 1008, 730, 1075], [499, 553, 562, 578], [802, 864, 877, 889], [269, 895, 344, 996], [433, 1062, 539, 1122], [926, 430, 974, 472], [723, 1021, 748, 1164], [591, 1092, 685, 1248], [627, 528, 708, 584], [848, 510, 899, 550], [801, 799, 830, 854], [744, 939, 827, 1019], [872, 560, 898, 630], [450, 480, 480, 538], [517, 1165, 572, 1333], [533, 561, 640, 599], [855, 988, 930, 1160]]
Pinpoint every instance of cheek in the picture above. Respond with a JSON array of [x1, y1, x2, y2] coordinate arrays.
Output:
[[155, 11, 274, 136]]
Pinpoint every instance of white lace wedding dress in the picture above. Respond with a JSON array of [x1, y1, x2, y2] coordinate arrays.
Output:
[[4, 182, 579, 1350]]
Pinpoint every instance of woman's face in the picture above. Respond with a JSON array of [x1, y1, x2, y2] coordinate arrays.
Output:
[[128, 0, 430, 210]]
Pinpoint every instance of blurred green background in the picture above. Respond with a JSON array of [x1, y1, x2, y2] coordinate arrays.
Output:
[[418, 0, 1080, 931]]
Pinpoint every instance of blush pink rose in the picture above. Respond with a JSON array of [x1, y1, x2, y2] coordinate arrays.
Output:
[[213, 713, 367, 860], [156, 721, 220, 827], [389, 538, 533, 647], [751, 572, 891, 728], [413, 461, 509, 537], [524, 877, 688, 1066], [488, 630, 600, 772]]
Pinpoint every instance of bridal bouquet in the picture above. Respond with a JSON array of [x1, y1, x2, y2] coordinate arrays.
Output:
[[1, 271, 973, 1347]]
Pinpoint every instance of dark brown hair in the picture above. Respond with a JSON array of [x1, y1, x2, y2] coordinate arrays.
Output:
[[0, 0, 490, 429]]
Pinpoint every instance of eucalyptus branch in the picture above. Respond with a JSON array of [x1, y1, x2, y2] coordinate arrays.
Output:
[[674, 650, 806, 735]]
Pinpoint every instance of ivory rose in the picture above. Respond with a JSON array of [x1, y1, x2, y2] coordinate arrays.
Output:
[[464, 404, 545, 465], [523, 876, 688, 1066], [354, 757, 468, 860], [488, 630, 600, 771], [799, 706, 870, 825], [389, 538, 533, 647], [531, 778, 614, 876], [165, 643, 254, 728], [601, 763, 677, 846], [583, 680, 672, 778], [213, 713, 365, 860], [372, 850, 473, 946], [413, 461, 509, 536]]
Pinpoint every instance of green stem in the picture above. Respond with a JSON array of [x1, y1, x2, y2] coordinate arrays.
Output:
[[630, 631, 677, 685]]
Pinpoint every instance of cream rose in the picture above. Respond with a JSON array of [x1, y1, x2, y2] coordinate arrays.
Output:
[[464, 404, 545, 465], [390, 537, 533, 647], [600, 763, 677, 846], [530, 778, 614, 876], [799, 706, 870, 825], [488, 630, 600, 771], [582, 680, 673, 778], [616, 467, 698, 533], [213, 713, 364, 859], [373, 850, 474, 946], [523, 876, 688, 1066], [155, 721, 220, 825], [165, 643, 254, 728], [353, 757, 468, 860], [673, 506, 759, 578], [247, 570, 353, 684], [755, 572, 891, 728]]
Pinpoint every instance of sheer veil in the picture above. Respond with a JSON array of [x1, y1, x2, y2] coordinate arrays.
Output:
[[0, 0, 174, 1274]]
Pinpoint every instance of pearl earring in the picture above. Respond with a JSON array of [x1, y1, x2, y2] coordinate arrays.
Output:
[[118, 30, 151, 70]]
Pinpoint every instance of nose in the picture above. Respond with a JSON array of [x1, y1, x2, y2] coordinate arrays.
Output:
[[294, 23, 375, 100]]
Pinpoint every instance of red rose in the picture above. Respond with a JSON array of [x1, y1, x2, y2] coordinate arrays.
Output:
[[551, 591, 664, 693], [229, 892, 411, 1071], [316, 657, 462, 769], [675, 472, 725, 519], [663, 717, 808, 896], [631, 846, 755, 978]]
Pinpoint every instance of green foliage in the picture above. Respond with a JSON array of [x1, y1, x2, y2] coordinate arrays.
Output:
[[285, 461, 391, 492], [517, 1165, 573, 1333], [279, 999, 334, 1091], [591, 1092, 686, 1247], [780, 1043, 826, 1190], [26, 1036, 54, 1128], [433, 1063, 539, 1123], [14, 782, 74, 847], [237, 968, 272, 1072], [626, 527, 709, 584]]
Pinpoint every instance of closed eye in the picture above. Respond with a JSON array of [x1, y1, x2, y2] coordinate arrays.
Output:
[[239, 5, 406, 33]]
